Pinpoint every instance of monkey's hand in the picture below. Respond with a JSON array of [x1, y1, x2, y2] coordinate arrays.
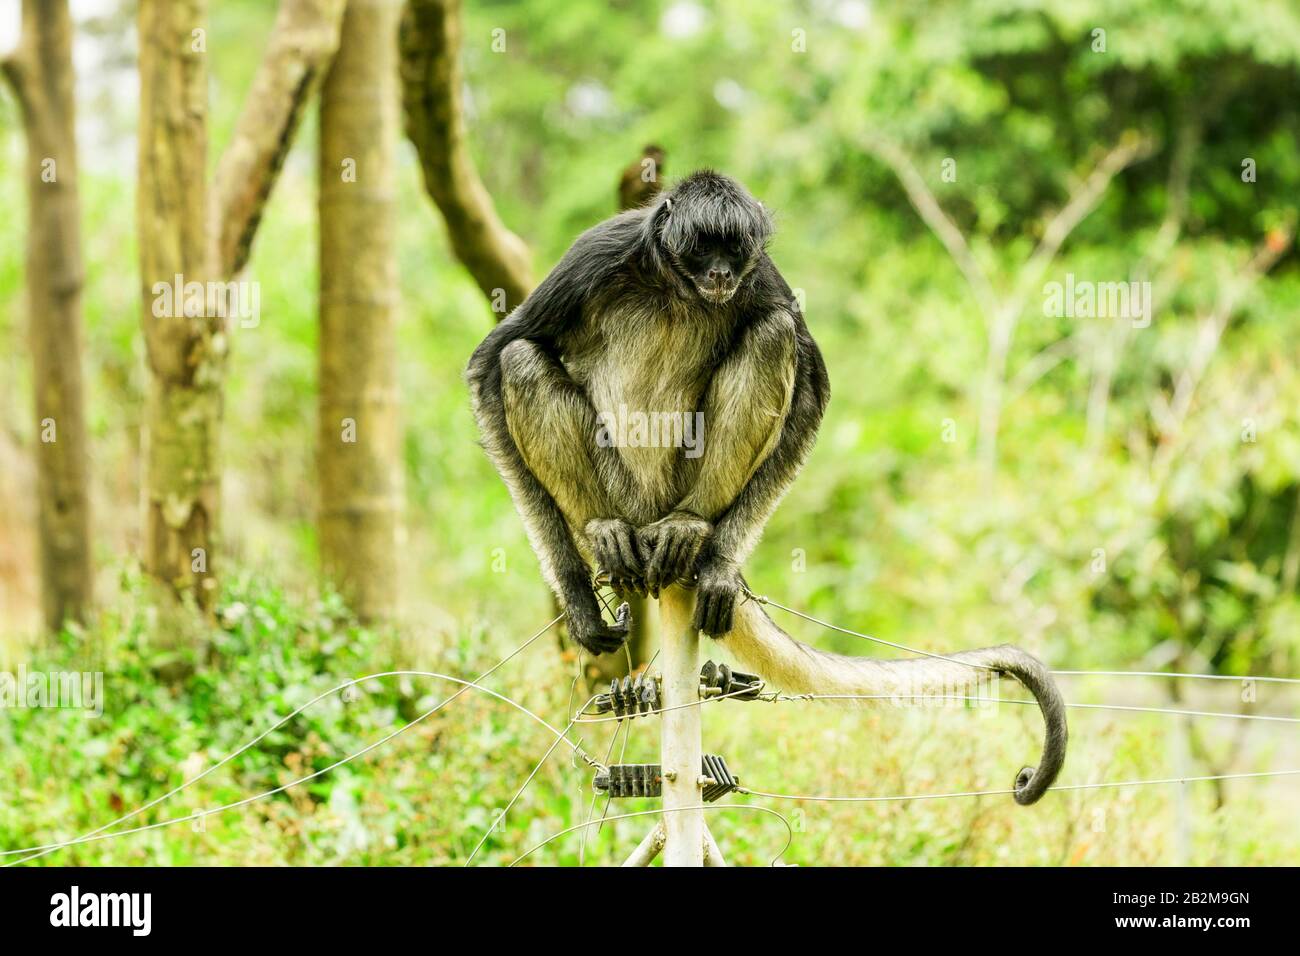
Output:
[[567, 592, 632, 656], [638, 511, 712, 597], [693, 557, 742, 637], [585, 518, 646, 596]]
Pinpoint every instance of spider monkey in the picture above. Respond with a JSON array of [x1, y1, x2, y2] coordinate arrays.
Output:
[[467, 171, 1067, 804]]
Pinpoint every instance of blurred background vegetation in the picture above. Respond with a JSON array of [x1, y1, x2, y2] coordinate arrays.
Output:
[[1, 0, 1298, 865]]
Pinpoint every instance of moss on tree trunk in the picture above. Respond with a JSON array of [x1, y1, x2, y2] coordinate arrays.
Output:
[[137, 0, 220, 611]]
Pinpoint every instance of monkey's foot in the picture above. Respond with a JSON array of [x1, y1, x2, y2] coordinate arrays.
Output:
[[638, 512, 712, 597], [586, 518, 646, 596], [569, 600, 631, 656], [693, 559, 741, 637]]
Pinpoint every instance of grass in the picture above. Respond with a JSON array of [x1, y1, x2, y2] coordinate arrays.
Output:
[[1, 567, 1295, 867]]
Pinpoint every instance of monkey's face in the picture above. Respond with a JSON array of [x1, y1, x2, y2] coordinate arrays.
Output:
[[679, 233, 749, 304], [656, 172, 772, 304]]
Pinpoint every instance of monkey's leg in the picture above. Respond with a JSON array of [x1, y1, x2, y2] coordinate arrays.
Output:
[[695, 314, 827, 636], [640, 311, 797, 594], [498, 340, 647, 596], [681, 311, 798, 521], [469, 343, 626, 655]]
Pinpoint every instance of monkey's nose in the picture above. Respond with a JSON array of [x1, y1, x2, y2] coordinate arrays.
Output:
[[708, 267, 733, 282]]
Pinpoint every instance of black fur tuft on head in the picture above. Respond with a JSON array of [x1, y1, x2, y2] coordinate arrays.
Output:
[[649, 170, 773, 259]]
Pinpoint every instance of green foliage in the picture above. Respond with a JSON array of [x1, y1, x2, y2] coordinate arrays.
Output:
[[2, 570, 1294, 865], [1, 0, 1298, 864], [1, 572, 397, 860]]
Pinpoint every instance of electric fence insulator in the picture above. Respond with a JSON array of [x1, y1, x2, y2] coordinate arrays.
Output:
[[593, 755, 739, 802], [699, 660, 763, 700], [593, 763, 663, 798], [593, 674, 661, 718], [699, 754, 739, 802]]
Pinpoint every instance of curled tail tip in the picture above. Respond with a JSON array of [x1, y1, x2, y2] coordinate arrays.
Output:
[[1014, 765, 1047, 805], [996, 647, 1068, 807]]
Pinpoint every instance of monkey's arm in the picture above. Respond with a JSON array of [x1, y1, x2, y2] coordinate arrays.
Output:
[[675, 312, 798, 523], [467, 338, 626, 655], [688, 296, 829, 636], [465, 220, 643, 653]]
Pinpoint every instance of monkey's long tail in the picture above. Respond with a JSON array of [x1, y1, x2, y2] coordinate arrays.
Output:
[[720, 598, 1068, 805]]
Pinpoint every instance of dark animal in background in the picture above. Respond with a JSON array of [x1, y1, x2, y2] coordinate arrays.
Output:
[[618, 144, 666, 211]]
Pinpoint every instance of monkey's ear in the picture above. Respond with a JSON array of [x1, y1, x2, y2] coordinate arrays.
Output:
[[642, 194, 674, 248], [755, 201, 775, 247]]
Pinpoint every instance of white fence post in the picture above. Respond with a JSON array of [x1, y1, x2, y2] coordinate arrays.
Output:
[[658, 584, 704, 866]]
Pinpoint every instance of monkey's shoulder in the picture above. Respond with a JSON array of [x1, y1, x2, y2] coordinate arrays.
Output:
[[559, 211, 646, 274]]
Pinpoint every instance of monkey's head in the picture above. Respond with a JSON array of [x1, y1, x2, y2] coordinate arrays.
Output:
[[652, 170, 773, 305]]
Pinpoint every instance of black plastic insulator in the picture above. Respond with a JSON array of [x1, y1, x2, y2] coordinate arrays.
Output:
[[593, 763, 663, 798], [700, 754, 739, 802], [593, 755, 739, 802], [699, 660, 763, 700], [594, 674, 662, 718]]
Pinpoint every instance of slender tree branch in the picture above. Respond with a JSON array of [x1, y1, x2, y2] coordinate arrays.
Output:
[[978, 133, 1156, 470], [1, 51, 34, 123], [863, 131, 1156, 471], [1007, 330, 1083, 400], [1154, 231, 1293, 458], [1103, 230, 1298, 562], [1009, 133, 1156, 314], [860, 132, 999, 322], [400, 0, 533, 316], [1282, 484, 1300, 594], [1136, 116, 1199, 278], [1085, 122, 1196, 455], [211, 0, 347, 278]]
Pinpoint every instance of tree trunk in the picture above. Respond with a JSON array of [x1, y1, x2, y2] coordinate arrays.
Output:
[[136, 0, 346, 617], [318, 0, 403, 621], [1, 0, 93, 633], [137, 0, 221, 610]]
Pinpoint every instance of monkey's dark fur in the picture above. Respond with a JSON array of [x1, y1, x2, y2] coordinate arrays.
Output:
[[467, 171, 1067, 804]]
